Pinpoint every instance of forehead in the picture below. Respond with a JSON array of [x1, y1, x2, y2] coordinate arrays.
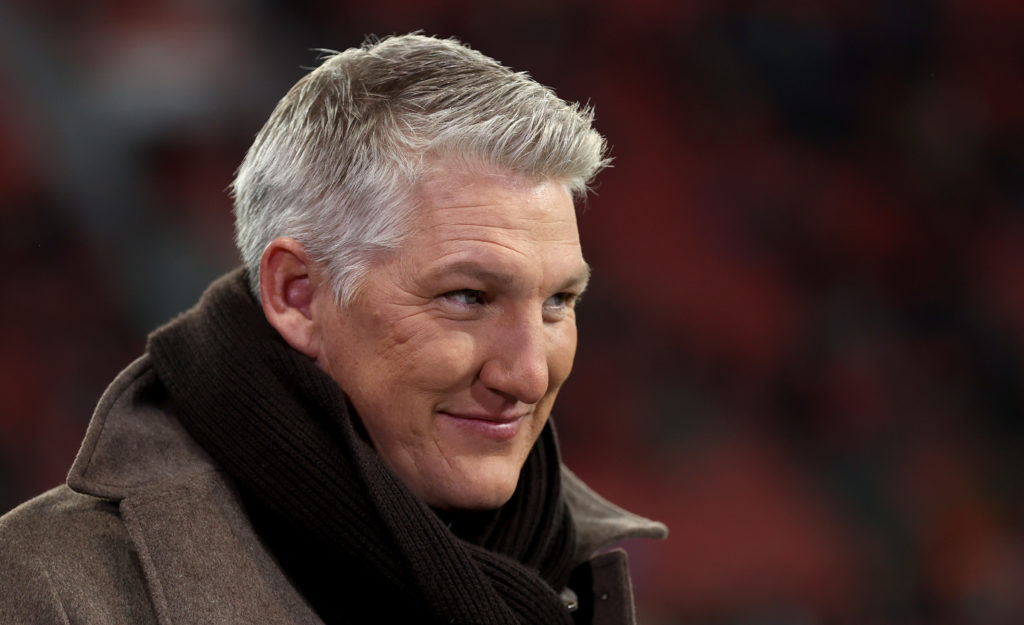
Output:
[[382, 167, 586, 287], [413, 167, 579, 237]]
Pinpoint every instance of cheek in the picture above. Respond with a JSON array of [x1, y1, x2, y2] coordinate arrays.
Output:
[[376, 326, 482, 397], [359, 331, 481, 446], [547, 324, 579, 389]]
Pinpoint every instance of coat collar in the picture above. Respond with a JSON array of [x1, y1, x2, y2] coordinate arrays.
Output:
[[562, 467, 667, 562], [68, 356, 216, 500], [69, 356, 322, 624], [67, 355, 665, 622]]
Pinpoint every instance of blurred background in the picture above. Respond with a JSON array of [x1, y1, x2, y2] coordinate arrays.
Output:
[[2, 0, 1023, 623]]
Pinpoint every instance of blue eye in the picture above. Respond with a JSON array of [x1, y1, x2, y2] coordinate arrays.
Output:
[[544, 292, 579, 314], [546, 293, 574, 307], [443, 289, 485, 306]]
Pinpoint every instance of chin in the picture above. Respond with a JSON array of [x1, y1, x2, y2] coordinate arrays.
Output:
[[429, 463, 522, 511]]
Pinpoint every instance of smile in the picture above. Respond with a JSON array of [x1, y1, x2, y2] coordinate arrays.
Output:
[[436, 411, 527, 442]]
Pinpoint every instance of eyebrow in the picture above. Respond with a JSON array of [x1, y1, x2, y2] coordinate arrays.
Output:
[[432, 261, 592, 293]]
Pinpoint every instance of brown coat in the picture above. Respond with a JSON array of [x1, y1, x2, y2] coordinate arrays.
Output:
[[0, 357, 666, 624]]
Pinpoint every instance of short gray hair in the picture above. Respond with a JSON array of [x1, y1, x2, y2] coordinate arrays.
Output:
[[232, 33, 610, 303]]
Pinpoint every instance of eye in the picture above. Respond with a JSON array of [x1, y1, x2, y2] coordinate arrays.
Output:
[[441, 289, 486, 307], [543, 292, 580, 319], [545, 292, 575, 308]]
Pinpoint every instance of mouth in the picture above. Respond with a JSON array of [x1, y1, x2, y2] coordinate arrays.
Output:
[[436, 410, 528, 442]]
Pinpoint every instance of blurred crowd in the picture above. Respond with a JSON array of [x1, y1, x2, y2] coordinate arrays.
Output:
[[2, 1, 1023, 624]]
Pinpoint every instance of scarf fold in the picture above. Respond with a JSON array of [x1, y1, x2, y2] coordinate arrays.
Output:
[[147, 269, 577, 625]]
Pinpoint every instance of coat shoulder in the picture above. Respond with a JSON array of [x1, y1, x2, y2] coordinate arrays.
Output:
[[0, 486, 157, 624]]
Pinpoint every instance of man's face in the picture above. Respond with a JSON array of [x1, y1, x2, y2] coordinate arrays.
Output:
[[311, 167, 588, 510]]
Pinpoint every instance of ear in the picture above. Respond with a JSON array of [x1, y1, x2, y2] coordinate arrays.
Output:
[[259, 237, 322, 359]]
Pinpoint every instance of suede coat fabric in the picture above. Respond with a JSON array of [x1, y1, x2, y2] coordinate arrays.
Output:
[[0, 283, 667, 625]]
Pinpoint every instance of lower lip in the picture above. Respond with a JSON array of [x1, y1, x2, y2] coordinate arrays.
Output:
[[437, 413, 524, 442]]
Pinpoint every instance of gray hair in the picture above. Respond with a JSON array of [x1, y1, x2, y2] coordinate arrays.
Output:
[[231, 33, 610, 303]]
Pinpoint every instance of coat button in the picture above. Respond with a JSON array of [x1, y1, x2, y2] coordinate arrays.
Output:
[[560, 587, 579, 612]]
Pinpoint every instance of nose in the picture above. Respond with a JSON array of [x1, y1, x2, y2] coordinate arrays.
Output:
[[478, 313, 549, 405]]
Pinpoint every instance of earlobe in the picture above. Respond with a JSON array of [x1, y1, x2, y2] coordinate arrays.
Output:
[[260, 237, 320, 359]]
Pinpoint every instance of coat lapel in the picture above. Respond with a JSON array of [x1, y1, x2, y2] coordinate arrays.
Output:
[[67, 356, 322, 625], [119, 474, 321, 625]]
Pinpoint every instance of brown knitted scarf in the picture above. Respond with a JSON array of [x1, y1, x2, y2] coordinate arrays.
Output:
[[147, 269, 578, 624]]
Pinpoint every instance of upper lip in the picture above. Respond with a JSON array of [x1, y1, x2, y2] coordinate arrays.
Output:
[[438, 409, 529, 423]]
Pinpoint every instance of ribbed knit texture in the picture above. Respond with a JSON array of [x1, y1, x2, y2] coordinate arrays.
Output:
[[146, 269, 577, 625]]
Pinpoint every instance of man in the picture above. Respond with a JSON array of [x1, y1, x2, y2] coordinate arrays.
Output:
[[0, 34, 665, 624]]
